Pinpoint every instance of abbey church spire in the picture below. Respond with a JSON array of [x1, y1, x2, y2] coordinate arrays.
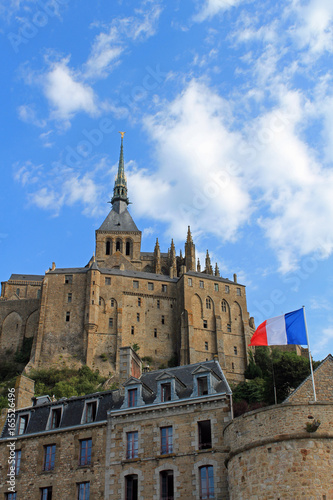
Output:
[[111, 132, 129, 206]]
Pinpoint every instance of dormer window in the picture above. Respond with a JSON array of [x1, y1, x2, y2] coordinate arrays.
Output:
[[17, 414, 29, 435], [128, 388, 138, 407], [197, 377, 208, 396], [191, 366, 220, 398], [49, 407, 62, 429], [82, 400, 98, 424], [122, 379, 150, 410], [161, 383, 171, 402]]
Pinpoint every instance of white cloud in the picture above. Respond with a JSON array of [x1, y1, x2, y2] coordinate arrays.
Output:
[[17, 104, 46, 128], [194, 0, 245, 22], [131, 80, 251, 241], [84, 4, 162, 80], [289, 0, 333, 55], [43, 59, 98, 123]]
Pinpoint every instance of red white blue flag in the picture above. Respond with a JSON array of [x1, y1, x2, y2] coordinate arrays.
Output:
[[249, 308, 307, 346]]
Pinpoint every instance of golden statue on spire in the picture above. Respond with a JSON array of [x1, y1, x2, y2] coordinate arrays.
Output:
[[119, 131, 126, 138]]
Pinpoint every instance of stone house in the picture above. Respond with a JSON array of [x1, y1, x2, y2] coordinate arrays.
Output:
[[0, 354, 232, 500]]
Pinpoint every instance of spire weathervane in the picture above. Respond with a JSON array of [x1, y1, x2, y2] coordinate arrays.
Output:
[[119, 131, 126, 139]]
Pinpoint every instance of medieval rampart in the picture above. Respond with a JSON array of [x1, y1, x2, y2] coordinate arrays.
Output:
[[224, 402, 333, 499]]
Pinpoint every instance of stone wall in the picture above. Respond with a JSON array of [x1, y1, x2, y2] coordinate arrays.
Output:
[[224, 402, 333, 500], [0, 424, 107, 499], [0, 299, 40, 358], [106, 397, 232, 499]]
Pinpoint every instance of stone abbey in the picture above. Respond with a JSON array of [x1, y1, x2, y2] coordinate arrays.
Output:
[[0, 135, 254, 383]]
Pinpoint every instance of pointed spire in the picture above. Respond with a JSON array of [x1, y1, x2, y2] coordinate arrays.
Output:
[[215, 263, 220, 277], [205, 250, 213, 275], [111, 132, 129, 205], [197, 258, 201, 272], [186, 226, 193, 244], [154, 238, 161, 274], [185, 225, 195, 271], [170, 239, 177, 278]]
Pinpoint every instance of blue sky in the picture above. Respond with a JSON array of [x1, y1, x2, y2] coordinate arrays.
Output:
[[1, 0, 333, 361]]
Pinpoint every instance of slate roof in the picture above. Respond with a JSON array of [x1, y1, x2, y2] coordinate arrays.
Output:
[[9, 274, 44, 282], [98, 201, 139, 232], [0, 361, 230, 439]]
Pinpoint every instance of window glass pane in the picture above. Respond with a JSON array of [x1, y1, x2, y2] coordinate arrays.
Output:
[[200, 466, 214, 499]]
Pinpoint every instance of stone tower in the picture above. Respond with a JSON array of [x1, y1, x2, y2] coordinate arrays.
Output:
[[95, 133, 142, 269]]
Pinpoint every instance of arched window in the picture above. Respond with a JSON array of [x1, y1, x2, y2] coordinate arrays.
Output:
[[221, 300, 227, 312], [199, 465, 214, 499], [106, 240, 111, 255], [206, 298, 211, 309], [116, 241, 121, 252], [126, 241, 131, 256]]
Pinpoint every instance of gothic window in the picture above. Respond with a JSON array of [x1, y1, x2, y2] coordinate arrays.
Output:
[[126, 241, 131, 256], [16, 288, 20, 296], [106, 240, 111, 255], [206, 298, 211, 309], [221, 300, 227, 312], [116, 240, 121, 252]]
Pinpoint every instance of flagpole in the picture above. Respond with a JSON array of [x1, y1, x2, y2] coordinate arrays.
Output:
[[302, 306, 317, 402]]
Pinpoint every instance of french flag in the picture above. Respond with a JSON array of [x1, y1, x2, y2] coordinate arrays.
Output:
[[249, 308, 308, 346]]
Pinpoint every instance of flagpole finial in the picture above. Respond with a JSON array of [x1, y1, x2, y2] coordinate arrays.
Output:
[[119, 131, 126, 139]]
